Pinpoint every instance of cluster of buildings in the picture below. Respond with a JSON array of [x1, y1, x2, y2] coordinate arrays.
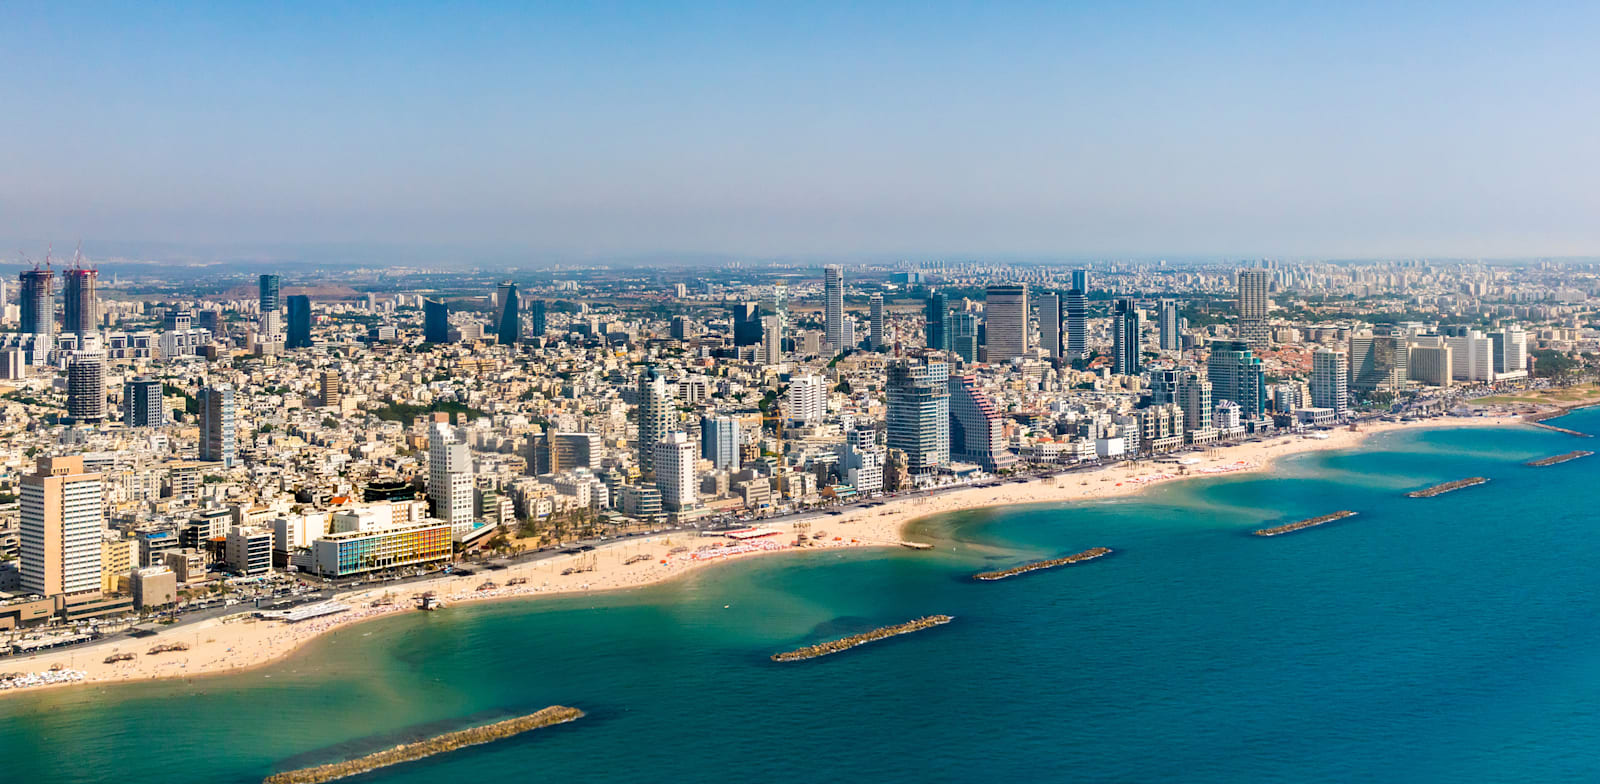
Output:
[[0, 255, 1586, 630]]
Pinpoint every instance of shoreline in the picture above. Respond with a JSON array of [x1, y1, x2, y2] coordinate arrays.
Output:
[[0, 413, 1528, 696]]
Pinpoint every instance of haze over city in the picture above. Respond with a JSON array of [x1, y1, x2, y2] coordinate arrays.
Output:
[[5, 2, 1600, 259]]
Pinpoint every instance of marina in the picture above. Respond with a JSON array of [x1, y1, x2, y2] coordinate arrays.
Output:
[[1407, 477, 1489, 498], [771, 616, 953, 662], [972, 547, 1113, 581], [1526, 450, 1594, 467], [262, 705, 585, 784], [1252, 510, 1357, 537]]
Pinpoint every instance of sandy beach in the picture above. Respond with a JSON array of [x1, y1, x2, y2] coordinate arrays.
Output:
[[0, 414, 1528, 695]]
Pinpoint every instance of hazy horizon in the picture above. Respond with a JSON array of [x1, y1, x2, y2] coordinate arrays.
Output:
[[4, 2, 1598, 259]]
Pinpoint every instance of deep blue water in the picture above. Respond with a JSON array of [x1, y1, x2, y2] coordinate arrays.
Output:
[[4, 413, 1600, 783]]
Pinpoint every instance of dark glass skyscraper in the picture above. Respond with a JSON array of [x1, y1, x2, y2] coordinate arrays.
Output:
[[19, 268, 54, 338], [286, 295, 313, 348], [424, 298, 450, 343], [1112, 298, 1141, 376], [258, 274, 281, 314], [925, 291, 950, 351], [495, 281, 520, 345], [1066, 288, 1088, 361], [732, 302, 762, 346], [124, 376, 166, 428], [1206, 340, 1267, 419], [62, 268, 98, 337], [530, 299, 547, 337]]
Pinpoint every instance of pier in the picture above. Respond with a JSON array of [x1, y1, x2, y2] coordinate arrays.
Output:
[[1252, 511, 1357, 537], [263, 706, 584, 784], [972, 547, 1113, 581], [771, 616, 953, 662], [1407, 477, 1489, 498], [1526, 450, 1594, 467]]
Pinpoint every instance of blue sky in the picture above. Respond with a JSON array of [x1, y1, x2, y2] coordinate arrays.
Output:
[[2, 1, 1597, 259]]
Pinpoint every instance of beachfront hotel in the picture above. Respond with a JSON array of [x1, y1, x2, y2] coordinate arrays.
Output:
[[309, 521, 452, 579]]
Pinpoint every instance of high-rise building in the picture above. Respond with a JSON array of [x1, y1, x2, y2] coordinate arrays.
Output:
[[123, 376, 165, 428], [636, 367, 672, 478], [983, 284, 1029, 364], [951, 312, 979, 363], [61, 268, 98, 337], [652, 432, 698, 514], [66, 350, 107, 423], [258, 274, 281, 314], [1237, 269, 1271, 350], [529, 299, 548, 337], [1037, 293, 1061, 361], [428, 423, 475, 531], [1065, 288, 1088, 361], [886, 357, 950, 475], [1206, 340, 1267, 420], [1072, 269, 1090, 293], [1490, 327, 1527, 376], [286, 295, 313, 348], [869, 293, 885, 350], [1350, 328, 1410, 392], [424, 298, 450, 343], [1157, 299, 1180, 351], [700, 415, 741, 471], [20, 456, 105, 598], [788, 374, 828, 423], [925, 291, 950, 351], [948, 374, 1016, 472], [1445, 329, 1496, 383], [732, 302, 763, 346], [761, 315, 784, 364], [320, 370, 342, 407], [19, 268, 54, 339], [824, 265, 845, 352], [1112, 298, 1141, 375], [1176, 371, 1214, 434], [495, 281, 520, 345], [199, 384, 236, 468], [1311, 348, 1349, 417], [1407, 338, 1453, 388]]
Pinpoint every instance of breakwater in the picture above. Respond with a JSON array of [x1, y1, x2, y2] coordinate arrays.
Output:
[[262, 706, 584, 784], [771, 616, 952, 662], [1407, 477, 1489, 498], [1526, 450, 1594, 467], [973, 547, 1113, 581], [1253, 510, 1357, 537]]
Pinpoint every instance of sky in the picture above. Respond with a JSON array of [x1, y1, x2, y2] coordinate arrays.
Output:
[[2, 1, 1598, 261]]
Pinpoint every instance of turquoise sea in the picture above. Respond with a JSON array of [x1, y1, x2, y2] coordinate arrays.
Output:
[[5, 412, 1600, 783]]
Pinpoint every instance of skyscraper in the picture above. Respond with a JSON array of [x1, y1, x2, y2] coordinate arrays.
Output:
[[1349, 327, 1409, 392], [199, 384, 236, 468], [761, 315, 784, 364], [983, 284, 1029, 364], [424, 298, 450, 343], [1065, 287, 1088, 361], [124, 376, 165, 428], [1072, 269, 1090, 293], [19, 268, 54, 338], [732, 302, 763, 346], [653, 432, 698, 514], [869, 293, 885, 350], [1037, 292, 1061, 361], [950, 312, 979, 363], [1157, 299, 1180, 351], [1176, 371, 1213, 434], [61, 268, 98, 337], [1311, 348, 1349, 417], [20, 456, 105, 598], [788, 374, 828, 424], [320, 370, 342, 407], [886, 357, 950, 475], [1206, 340, 1267, 420], [529, 299, 548, 337], [258, 274, 281, 314], [948, 373, 1016, 472], [286, 294, 313, 348], [1237, 268, 1271, 350], [925, 291, 950, 351], [495, 281, 520, 345], [1112, 298, 1141, 376], [428, 423, 474, 531], [66, 350, 107, 423], [700, 415, 741, 471], [636, 366, 672, 478], [1490, 327, 1527, 376], [823, 265, 845, 352]]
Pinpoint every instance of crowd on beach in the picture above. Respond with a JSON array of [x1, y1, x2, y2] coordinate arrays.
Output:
[[1, 668, 87, 690]]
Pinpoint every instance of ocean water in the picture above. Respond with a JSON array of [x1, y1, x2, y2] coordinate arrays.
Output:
[[4, 414, 1600, 783]]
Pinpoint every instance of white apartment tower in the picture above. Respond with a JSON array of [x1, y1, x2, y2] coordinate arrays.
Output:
[[428, 423, 475, 532]]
